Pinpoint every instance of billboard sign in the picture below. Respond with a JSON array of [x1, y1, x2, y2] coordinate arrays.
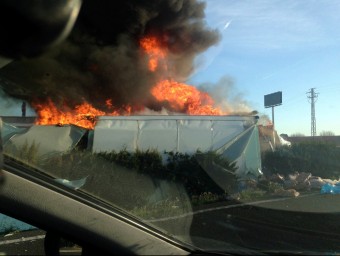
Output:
[[264, 91, 282, 108]]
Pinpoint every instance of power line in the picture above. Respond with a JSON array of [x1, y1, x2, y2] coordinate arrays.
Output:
[[306, 88, 319, 136]]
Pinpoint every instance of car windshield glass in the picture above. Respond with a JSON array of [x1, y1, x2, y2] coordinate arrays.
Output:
[[1, 0, 340, 253]]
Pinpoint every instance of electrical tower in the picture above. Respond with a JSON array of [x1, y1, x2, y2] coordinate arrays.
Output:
[[306, 88, 318, 136]]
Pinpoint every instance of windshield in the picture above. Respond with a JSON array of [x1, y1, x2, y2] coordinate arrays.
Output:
[[1, 0, 340, 254]]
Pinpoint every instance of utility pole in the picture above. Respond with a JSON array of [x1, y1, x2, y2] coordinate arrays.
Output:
[[307, 88, 318, 137]]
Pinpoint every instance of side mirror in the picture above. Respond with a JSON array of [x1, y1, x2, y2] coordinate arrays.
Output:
[[0, 0, 82, 179], [0, 0, 82, 60]]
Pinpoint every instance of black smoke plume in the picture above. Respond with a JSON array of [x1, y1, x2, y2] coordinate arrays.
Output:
[[0, 0, 220, 112]]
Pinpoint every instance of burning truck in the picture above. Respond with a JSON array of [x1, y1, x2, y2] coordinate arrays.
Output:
[[2, 114, 262, 183], [0, 0, 262, 193], [0, 23, 262, 185]]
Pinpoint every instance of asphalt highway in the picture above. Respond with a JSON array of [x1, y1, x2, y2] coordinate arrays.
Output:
[[0, 229, 81, 256]]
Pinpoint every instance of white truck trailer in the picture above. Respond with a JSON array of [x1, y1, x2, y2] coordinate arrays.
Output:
[[92, 115, 262, 178]]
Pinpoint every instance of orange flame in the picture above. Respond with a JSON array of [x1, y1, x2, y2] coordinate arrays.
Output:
[[32, 99, 136, 129], [151, 79, 225, 115], [33, 35, 226, 129], [140, 36, 167, 71], [140, 35, 226, 115], [32, 99, 105, 129]]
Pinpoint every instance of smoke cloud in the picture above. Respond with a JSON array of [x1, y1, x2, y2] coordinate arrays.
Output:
[[257, 114, 272, 126], [0, 87, 34, 116], [0, 0, 220, 112], [198, 76, 254, 114]]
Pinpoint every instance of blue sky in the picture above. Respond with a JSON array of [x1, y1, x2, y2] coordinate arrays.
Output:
[[189, 0, 340, 136]]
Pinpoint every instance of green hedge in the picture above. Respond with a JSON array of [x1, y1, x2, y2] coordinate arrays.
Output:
[[262, 141, 340, 178], [39, 149, 237, 209]]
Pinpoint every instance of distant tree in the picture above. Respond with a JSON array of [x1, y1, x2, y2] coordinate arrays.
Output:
[[290, 132, 305, 137], [319, 130, 335, 136]]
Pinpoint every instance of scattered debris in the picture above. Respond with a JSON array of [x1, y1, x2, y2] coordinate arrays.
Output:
[[273, 188, 300, 198], [55, 176, 88, 190], [268, 173, 285, 184], [321, 183, 340, 194], [238, 171, 340, 198]]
